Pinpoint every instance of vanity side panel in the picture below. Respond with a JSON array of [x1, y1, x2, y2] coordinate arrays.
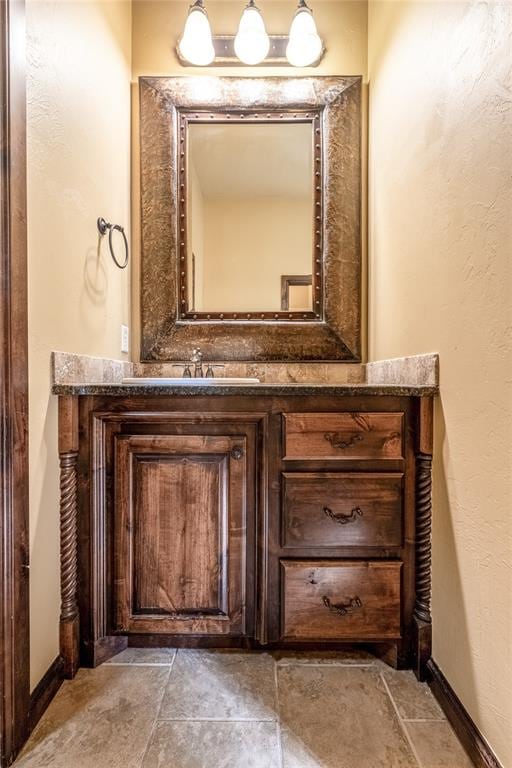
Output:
[[77, 398, 128, 667]]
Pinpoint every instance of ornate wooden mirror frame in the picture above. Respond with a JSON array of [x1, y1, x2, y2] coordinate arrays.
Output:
[[140, 76, 362, 362]]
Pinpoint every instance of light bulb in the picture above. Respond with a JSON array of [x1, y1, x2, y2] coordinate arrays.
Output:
[[178, 2, 215, 66], [234, 1, 270, 66], [286, 3, 323, 67]]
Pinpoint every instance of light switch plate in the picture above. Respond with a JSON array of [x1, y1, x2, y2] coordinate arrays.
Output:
[[121, 324, 129, 354]]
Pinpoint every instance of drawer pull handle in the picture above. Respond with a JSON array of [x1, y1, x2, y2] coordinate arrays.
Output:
[[322, 595, 363, 616], [324, 432, 364, 451], [230, 446, 244, 460], [323, 506, 363, 525]]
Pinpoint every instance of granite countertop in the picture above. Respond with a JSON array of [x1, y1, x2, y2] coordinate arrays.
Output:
[[52, 382, 438, 397], [50, 352, 439, 397]]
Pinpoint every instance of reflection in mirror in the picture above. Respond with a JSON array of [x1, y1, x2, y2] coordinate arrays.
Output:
[[187, 122, 313, 313], [281, 274, 312, 311]]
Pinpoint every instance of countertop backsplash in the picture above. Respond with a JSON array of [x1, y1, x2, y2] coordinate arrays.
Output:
[[51, 350, 438, 391]]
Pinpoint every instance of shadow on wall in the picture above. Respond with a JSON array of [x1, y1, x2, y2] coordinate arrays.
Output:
[[432, 397, 478, 721], [367, 0, 411, 89], [93, 0, 132, 69], [82, 235, 108, 307]]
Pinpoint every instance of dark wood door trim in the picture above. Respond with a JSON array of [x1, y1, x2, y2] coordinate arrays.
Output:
[[0, 0, 30, 764]]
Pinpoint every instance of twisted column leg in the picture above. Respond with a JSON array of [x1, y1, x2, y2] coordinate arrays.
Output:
[[60, 450, 79, 678], [414, 452, 433, 680], [414, 453, 432, 624]]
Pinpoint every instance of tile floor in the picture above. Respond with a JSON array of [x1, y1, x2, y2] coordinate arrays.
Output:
[[15, 649, 473, 768]]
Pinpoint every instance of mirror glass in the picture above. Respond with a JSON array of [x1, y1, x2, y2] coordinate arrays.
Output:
[[187, 122, 314, 313]]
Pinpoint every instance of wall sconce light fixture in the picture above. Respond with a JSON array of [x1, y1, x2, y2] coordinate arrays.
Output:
[[176, 0, 325, 68], [286, 0, 323, 67], [234, 1, 270, 65], [178, 0, 215, 67]]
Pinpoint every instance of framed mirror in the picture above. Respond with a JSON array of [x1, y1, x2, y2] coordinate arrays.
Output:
[[185, 118, 318, 320], [140, 77, 361, 361]]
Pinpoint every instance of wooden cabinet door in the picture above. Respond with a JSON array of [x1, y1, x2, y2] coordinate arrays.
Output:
[[113, 434, 247, 636]]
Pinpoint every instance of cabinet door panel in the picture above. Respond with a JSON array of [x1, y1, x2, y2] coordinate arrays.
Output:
[[114, 435, 246, 635], [134, 456, 225, 616]]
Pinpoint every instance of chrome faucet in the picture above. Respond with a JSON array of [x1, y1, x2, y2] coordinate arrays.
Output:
[[171, 350, 225, 378], [191, 348, 204, 378]]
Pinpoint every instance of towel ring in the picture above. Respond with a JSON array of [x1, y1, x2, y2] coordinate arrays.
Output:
[[97, 217, 129, 270]]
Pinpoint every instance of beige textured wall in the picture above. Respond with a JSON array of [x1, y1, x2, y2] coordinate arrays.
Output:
[[26, 0, 132, 689], [368, 2, 512, 764], [201, 197, 312, 311], [131, 0, 368, 356]]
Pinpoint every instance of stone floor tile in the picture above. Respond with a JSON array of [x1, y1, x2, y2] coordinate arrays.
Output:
[[142, 721, 281, 768], [404, 721, 473, 768], [381, 669, 445, 720], [14, 666, 170, 768], [278, 664, 416, 768], [105, 647, 177, 665], [159, 650, 278, 721]]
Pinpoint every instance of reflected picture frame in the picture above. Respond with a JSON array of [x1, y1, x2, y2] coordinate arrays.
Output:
[[281, 274, 313, 311]]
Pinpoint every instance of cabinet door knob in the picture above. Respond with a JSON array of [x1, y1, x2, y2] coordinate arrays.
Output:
[[323, 506, 363, 525], [322, 595, 362, 616], [230, 446, 244, 460]]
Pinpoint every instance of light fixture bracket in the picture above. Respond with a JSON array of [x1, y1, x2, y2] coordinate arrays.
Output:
[[176, 34, 325, 67]]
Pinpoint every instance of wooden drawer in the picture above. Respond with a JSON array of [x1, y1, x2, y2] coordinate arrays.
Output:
[[282, 473, 403, 549], [283, 413, 403, 460], [281, 560, 401, 640]]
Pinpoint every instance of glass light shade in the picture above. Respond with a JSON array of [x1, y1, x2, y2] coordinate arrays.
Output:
[[234, 5, 270, 65], [178, 6, 215, 66], [286, 7, 323, 67]]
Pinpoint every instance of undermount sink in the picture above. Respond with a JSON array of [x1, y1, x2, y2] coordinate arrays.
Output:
[[122, 377, 260, 385]]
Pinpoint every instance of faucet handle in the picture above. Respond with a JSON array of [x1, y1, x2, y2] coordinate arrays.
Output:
[[171, 363, 192, 378], [205, 364, 225, 378]]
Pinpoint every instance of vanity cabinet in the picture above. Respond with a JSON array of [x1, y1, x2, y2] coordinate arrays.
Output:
[[59, 390, 433, 679]]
